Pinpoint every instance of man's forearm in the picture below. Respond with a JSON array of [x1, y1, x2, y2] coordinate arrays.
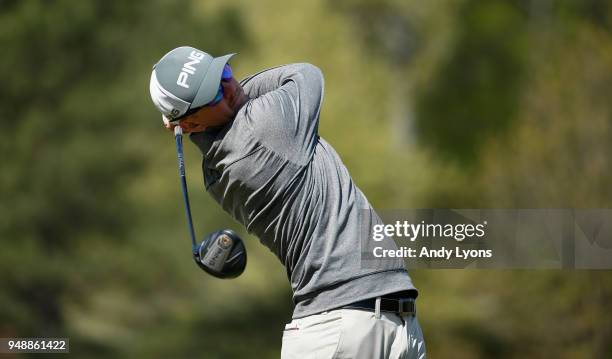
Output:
[[240, 63, 323, 100]]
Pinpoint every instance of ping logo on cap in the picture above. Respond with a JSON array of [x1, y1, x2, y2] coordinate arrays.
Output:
[[176, 50, 205, 89]]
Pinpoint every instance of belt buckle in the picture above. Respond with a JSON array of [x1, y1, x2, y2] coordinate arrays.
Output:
[[399, 298, 416, 316]]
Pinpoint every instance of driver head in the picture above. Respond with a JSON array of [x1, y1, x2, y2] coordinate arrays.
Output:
[[195, 229, 247, 279]]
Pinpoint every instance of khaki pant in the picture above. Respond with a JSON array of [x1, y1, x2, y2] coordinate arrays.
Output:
[[281, 308, 426, 359]]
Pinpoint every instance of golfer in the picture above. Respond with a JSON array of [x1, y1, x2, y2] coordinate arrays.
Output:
[[149, 46, 426, 359]]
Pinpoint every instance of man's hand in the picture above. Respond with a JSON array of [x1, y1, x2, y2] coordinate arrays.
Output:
[[162, 115, 176, 131], [162, 115, 207, 133]]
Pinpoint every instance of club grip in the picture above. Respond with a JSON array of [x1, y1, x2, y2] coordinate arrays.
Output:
[[174, 126, 183, 137]]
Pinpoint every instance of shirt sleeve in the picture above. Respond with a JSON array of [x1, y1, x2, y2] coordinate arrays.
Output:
[[240, 63, 324, 164]]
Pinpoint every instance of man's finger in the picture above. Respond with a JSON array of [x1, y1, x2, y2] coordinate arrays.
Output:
[[162, 115, 176, 131]]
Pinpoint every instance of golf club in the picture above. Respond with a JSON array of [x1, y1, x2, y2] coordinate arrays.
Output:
[[174, 126, 247, 279]]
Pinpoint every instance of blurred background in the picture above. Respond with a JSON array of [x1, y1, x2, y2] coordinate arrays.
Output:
[[1, 0, 611, 357]]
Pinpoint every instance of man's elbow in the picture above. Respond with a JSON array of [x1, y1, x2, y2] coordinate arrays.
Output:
[[295, 63, 324, 95], [300, 63, 323, 80]]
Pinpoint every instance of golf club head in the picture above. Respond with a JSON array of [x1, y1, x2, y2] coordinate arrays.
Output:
[[194, 229, 247, 279]]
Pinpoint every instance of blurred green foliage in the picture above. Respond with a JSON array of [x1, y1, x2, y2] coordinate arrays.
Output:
[[1, 0, 611, 358], [415, 0, 528, 163]]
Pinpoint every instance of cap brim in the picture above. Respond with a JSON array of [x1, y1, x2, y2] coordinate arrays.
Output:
[[191, 53, 236, 109]]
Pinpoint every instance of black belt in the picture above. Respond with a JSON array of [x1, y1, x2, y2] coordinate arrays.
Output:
[[343, 292, 417, 316]]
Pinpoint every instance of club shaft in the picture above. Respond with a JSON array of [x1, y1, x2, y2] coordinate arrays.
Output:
[[174, 127, 198, 251]]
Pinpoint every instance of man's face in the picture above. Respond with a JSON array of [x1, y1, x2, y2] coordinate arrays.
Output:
[[175, 77, 246, 133]]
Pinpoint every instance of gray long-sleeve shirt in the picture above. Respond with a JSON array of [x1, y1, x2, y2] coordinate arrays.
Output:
[[190, 63, 416, 318]]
